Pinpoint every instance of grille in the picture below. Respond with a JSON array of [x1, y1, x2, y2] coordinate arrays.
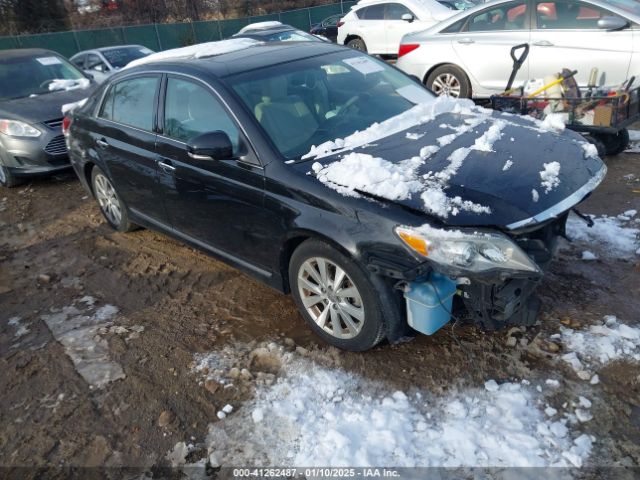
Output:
[[44, 118, 64, 129], [44, 135, 67, 155]]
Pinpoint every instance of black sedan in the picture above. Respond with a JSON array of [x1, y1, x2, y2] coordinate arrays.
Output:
[[0, 48, 94, 187], [65, 41, 605, 351], [310, 14, 343, 43]]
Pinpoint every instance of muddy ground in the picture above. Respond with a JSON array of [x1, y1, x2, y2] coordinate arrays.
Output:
[[0, 151, 639, 474]]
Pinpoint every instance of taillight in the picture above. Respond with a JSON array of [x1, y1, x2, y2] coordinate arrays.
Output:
[[337, 20, 345, 27], [62, 116, 72, 137], [398, 43, 420, 58]]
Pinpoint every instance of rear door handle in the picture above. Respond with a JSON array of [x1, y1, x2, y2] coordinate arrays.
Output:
[[96, 138, 109, 148], [158, 159, 176, 173], [457, 38, 475, 44], [532, 40, 554, 47]]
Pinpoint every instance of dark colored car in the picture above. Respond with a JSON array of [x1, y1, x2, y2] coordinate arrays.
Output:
[[65, 41, 605, 351], [233, 22, 324, 43], [0, 48, 94, 187], [310, 14, 343, 43]]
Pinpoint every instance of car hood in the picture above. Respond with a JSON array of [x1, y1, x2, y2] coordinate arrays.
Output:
[[0, 87, 94, 124], [301, 110, 605, 230]]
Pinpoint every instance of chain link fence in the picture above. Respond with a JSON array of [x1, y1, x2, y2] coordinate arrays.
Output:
[[0, 1, 356, 58]]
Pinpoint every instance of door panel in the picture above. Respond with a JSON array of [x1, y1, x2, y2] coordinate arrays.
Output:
[[528, 1, 632, 87], [156, 76, 271, 269], [451, 0, 531, 94], [94, 75, 165, 221], [356, 4, 387, 53]]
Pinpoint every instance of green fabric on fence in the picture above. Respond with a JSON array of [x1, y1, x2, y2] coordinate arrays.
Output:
[[75, 28, 124, 51], [121, 25, 161, 51], [16, 31, 78, 57], [193, 21, 222, 43], [279, 10, 311, 31]]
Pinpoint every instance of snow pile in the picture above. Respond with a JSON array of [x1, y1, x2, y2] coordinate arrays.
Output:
[[311, 153, 422, 201], [581, 142, 599, 159], [125, 38, 262, 69], [61, 98, 88, 115], [539, 161, 561, 193], [581, 251, 597, 260], [304, 96, 484, 159], [539, 113, 566, 133], [406, 132, 424, 140], [238, 21, 283, 33], [558, 315, 640, 379], [566, 211, 639, 258], [48, 78, 90, 92], [197, 344, 594, 468]]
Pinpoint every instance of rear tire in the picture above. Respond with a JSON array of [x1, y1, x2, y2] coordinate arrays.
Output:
[[598, 129, 630, 156], [426, 65, 471, 99], [289, 239, 390, 351], [0, 164, 22, 188], [91, 166, 135, 232], [346, 38, 367, 52]]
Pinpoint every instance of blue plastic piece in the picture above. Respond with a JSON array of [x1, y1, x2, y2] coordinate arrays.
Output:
[[404, 273, 457, 335]]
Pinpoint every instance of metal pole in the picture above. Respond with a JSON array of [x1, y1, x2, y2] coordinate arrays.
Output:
[[154, 23, 162, 51]]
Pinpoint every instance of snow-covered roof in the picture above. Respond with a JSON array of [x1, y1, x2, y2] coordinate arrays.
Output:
[[238, 21, 283, 34], [124, 38, 262, 69]]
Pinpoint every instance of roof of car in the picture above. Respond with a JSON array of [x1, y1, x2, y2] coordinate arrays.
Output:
[[97, 44, 145, 52], [123, 41, 344, 78], [0, 48, 60, 59], [233, 24, 298, 38]]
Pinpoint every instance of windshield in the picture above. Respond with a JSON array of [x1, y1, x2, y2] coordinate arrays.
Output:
[[264, 30, 319, 42], [102, 46, 153, 69], [229, 51, 434, 160], [0, 54, 86, 101], [603, 0, 640, 16]]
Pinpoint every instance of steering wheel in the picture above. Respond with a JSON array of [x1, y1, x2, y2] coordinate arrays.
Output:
[[335, 93, 368, 117]]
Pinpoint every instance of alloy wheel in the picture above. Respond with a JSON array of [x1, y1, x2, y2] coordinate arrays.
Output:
[[297, 257, 365, 339], [432, 73, 461, 98], [94, 173, 122, 226]]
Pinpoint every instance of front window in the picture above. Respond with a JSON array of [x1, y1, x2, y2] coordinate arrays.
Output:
[[101, 46, 153, 69], [536, 1, 621, 29], [0, 54, 87, 101], [229, 51, 434, 160], [386, 3, 415, 19]]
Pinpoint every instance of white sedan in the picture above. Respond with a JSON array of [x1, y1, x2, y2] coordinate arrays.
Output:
[[396, 0, 640, 98]]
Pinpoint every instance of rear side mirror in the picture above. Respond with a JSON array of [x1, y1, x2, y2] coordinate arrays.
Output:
[[597, 16, 629, 31], [402, 13, 415, 22], [187, 131, 233, 160]]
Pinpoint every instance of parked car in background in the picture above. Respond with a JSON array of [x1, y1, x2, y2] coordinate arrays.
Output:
[[65, 40, 605, 351], [337, 0, 454, 56], [438, 0, 476, 10], [233, 21, 325, 42], [0, 49, 94, 187], [70, 45, 154, 83], [310, 13, 343, 42], [396, 0, 640, 98]]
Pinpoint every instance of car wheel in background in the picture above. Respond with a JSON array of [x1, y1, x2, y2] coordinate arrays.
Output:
[[346, 38, 367, 52], [598, 129, 630, 156], [0, 164, 22, 188], [426, 65, 471, 99], [289, 239, 390, 351], [91, 166, 135, 232]]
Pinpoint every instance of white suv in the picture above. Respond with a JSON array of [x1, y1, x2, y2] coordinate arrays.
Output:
[[337, 0, 454, 56]]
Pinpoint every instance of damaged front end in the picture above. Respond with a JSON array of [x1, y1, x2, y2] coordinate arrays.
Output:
[[394, 213, 568, 334]]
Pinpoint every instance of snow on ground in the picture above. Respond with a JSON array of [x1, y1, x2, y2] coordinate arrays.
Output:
[[625, 130, 640, 153], [40, 297, 143, 389], [553, 315, 640, 381], [125, 38, 262, 69], [566, 211, 640, 259], [189, 343, 594, 468], [8, 316, 29, 339], [48, 78, 90, 92]]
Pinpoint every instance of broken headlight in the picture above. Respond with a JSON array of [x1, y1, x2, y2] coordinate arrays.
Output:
[[396, 225, 540, 274]]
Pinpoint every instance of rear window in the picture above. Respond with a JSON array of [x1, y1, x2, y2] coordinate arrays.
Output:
[[102, 47, 152, 69]]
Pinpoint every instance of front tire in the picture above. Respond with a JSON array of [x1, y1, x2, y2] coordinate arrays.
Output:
[[346, 38, 367, 52], [91, 166, 135, 232], [426, 65, 471, 98], [0, 164, 22, 188], [598, 129, 630, 156], [289, 239, 390, 351]]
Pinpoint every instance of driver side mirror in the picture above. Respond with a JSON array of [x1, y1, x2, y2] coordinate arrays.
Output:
[[401, 13, 415, 23], [597, 16, 629, 31], [187, 131, 233, 160]]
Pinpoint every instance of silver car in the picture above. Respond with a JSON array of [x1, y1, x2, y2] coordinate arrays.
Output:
[[396, 0, 640, 98], [70, 45, 154, 83]]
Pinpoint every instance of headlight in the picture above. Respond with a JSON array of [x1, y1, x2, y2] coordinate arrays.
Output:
[[396, 225, 540, 274], [0, 119, 42, 138]]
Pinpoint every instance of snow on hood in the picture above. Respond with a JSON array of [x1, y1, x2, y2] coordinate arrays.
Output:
[[303, 98, 605, 227], [124, 38, 263, 69], [48, 78, 90, 92], [62, 98, 88, 115]]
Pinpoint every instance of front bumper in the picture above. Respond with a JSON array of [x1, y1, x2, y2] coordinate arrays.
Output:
[[0, 123, 71, 177]]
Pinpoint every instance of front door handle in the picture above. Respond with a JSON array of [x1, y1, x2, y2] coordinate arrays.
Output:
[[532, 40, 554, 47], [96, 138, 109, 148], [158, 159, 176, 173], [457, 38, 475, 44]]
